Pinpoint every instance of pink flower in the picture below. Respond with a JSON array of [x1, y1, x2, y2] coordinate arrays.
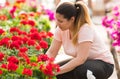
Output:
[[45, 9, 55, 21], [9, 6, 17, 18]]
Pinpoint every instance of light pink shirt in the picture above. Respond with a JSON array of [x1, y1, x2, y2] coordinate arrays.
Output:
[[54, 24, 114, 64]]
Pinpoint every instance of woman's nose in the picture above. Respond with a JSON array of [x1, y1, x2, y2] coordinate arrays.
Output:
[[56, 21, 60, 26]]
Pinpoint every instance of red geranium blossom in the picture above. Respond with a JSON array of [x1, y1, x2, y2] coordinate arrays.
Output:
[[0, 52, 4, 61], [7, 56, 19, 64], [0, 29, 5, 35], [35, 45, 41, 50], [0, 70, 2, 75], [1, 64, 7, 69], [27, 39, 36, 46], [30, 27, 38, 33], [29, 32, 41, 40], [22, 68, 33, 76], [7, 62, 18, 71], [39, 40, 48, 49], [47, 31, 53, 37], [10, 40, 21, 49], [10, 27, 20, 33], [28, 20, 36, 27], [37, 54, 49, 62], [0, 37, 10, 46], [19, 47, 28, 53]]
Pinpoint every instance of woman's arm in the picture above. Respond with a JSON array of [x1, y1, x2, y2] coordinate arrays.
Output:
[[46, 39, 62, 58], [56, 41, 92, 75]]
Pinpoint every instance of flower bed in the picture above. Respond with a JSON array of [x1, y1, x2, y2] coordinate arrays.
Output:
[[0, 53, 60, 79], [0, 0, 59, 79]]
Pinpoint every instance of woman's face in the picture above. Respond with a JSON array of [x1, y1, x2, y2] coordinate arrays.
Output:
[[55, 13, 74, 31]]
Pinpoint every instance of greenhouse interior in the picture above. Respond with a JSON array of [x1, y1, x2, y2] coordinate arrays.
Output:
[[0, 0, 120, 79]]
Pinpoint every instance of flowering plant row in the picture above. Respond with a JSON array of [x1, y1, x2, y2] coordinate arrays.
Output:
[[0, 53, 60, 79], [0, 0, 59, 78], [0, 27, 60, 79], [0, 0, 55, 32], [102, 6, 120, 51]]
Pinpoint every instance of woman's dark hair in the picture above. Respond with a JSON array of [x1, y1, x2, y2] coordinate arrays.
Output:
[[56, 2, 77, 20]]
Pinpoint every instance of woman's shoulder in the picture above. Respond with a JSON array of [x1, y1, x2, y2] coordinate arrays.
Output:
[[81, 23, 94, 28], [80, 23, 94, 32]]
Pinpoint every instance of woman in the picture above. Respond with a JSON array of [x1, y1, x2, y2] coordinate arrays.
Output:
[[46, 1, 114, 79]]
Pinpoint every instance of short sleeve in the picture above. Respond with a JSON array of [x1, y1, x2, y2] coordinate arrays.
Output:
[[53, 27, 62, 42], [78, 25, 94, 43]]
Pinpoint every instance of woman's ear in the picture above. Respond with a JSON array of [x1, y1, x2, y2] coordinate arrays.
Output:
[[70, 17, 75, 22]]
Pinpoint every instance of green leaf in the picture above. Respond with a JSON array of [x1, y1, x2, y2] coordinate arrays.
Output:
[[16, 64, 24, 75], [30, 55, 37, 62]]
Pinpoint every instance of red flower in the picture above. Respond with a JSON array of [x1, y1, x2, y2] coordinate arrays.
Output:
[[0, 37, 10, 46], [40, 31, 47, 38], [1, 64, 7, 69], [18, 52, 27, 58], [39, 40, 48, 49], [10, 41, 21, 49], [5, 1, 10, 6], [43, 63, 54, 76], [0, 70, 2, 75], [35, 45, 41, 50], [37, 54, 49, 62], [16, 0, 26, 3], [39, 64, 45, 72], [30, 62, 38, 67], [22, 36, 29, 44], [0, 29, 5, 35], [10, 27, 20, 33], [7, 56, 19, 64], [47, 32, 53, 37], [0, 52, 4, 61], [29, 32, 41, 40], [8, 62, 18, 71], [18, 30, 27, 35], [11, 36, 22, 41], [22, 68, 33, 76], [18, 52, 30, 64], [27, 39, 36, 46], [53, 64, 60, 72], [30, 28, 38, 33], [19, 47, 28, 53], [20, 20, 28, 25], [28, 20, 36, 27], [25, 57, 30, 64], [29, 12, 35, 17], [43, 63, 60, 76]]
